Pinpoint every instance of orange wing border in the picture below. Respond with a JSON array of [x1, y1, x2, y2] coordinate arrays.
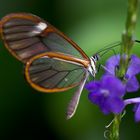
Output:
[[25, 52, 90, 93]]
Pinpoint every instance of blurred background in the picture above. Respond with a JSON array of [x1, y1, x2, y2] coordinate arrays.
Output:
[[0, 0, 140, 139]]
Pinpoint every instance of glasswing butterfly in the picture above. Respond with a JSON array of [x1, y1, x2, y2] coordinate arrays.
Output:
[[0, 13, 121, 119]]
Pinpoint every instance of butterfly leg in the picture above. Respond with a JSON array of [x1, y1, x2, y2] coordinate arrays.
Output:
[[95, 47, 117, 74], [97, 63, 101, 73]]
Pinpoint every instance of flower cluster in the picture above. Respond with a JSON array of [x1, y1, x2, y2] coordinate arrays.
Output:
[[86, 54, 140, 122]]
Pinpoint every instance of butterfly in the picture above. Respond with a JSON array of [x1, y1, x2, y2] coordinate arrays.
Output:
[[0, 13, 121, 119]]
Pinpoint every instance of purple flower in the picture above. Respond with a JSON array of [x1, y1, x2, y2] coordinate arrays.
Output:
[[86, 54, 140, 122], [86, 75, 125, 114], [134, 104, 140, 122], [105, 54, 140, 92], [127, 55, 140, 76], [124, 98, 140, 122], [125, 76, 139, 92]]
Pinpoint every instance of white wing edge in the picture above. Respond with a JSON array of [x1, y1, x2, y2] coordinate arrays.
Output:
[[66, 70, 89, 120]]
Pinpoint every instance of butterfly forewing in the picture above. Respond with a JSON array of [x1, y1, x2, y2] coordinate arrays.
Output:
[[42, 32, 84, 59], [0, 13, 89, 63], [25, 52, 88, 93]]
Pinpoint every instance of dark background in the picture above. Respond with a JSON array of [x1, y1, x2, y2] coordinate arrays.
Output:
[[0, 0, 140, 139]]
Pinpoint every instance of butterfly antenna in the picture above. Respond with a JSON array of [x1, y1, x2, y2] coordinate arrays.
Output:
[[95, 41, 121, 55], [135, 40, 140, 43], [96, 39, 140, 55]]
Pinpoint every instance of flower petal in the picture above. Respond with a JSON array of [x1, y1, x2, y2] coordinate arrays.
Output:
[[134, 104, 140, 122], [127, 55, 140, 77], [99, 101, 110, 115], [85, 81, 101, 92], [124, 98, 140, 122], [124, 97, 140, 105], [105, 54, 140, 78], [105, 97, 124, 114], [126, 76, 140, 92], [101, 75, 125, 97], [88, 91, 104, 105], [88, 91, 110, 115], [105, 55, 120, 75]]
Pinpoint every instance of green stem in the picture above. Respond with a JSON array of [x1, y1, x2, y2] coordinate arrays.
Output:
[[108, 0, 139, 140], [118, 0, 139, 78], [109, 115, 121, 140]]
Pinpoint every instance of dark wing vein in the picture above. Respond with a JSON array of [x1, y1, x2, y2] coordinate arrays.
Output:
[[13, 40, 41, 51]]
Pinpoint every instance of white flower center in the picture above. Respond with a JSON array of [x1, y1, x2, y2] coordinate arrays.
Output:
[[100, 89, 110, 97]]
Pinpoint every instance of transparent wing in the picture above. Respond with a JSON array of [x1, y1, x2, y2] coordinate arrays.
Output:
[[25, 53, 87, 92], [41, 32, 85, 59], [0, 13, 89, 63]]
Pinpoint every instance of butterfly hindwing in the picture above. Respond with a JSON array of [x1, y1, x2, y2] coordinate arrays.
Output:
[[25, 52, 89, 93]]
